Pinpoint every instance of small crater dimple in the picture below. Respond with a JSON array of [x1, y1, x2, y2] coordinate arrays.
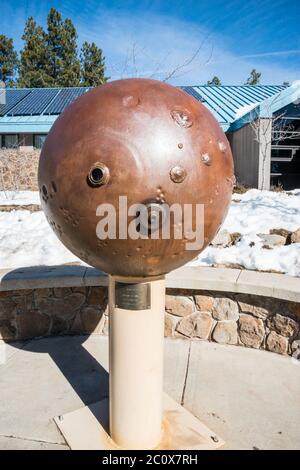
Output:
[[56, 224, 63, 236], [122, 95, 140, 107], [201, 153, 212, 166], [227, 174, 236, 187], [218, 141, 227, 153], [178, 143, 183, 149], [170, 108, 193, 128], [79, 249, 90, 260], [136, 246, 142, 252], [59, 207, 79, 226]]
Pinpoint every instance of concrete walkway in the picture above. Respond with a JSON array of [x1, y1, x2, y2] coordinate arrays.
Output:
[[0, 336, 299, 450]]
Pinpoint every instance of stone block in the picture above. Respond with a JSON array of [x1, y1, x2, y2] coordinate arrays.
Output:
[[80, 307, 105, 334], [194, 294, 214, 312], [16, 310, 51, 339], [165, 295, 195, 317], [266, 331, 288, 355], [212, 321, 238, 345], [238, 314, 265, 348], [212, 297, 239, 321], [36, 293, 85, 320], [194, 312, 214, 340], [267, 314, 299, 338]]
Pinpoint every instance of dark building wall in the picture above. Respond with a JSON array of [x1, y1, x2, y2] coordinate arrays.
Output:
[[227, 124, 260, 188]]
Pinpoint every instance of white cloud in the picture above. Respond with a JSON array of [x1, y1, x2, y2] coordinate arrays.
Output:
[[74, 10, 299, 85], [2, 3, 299, 85]]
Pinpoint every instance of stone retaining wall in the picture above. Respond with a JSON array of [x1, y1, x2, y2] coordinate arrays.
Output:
[[0, 149, 39, 191], [1, 285, 299, 358], [165, 289, 300, 357]]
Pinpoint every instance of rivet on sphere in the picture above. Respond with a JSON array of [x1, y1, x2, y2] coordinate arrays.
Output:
[[201, 153, 212, 165], [170, 166, 187, 183]]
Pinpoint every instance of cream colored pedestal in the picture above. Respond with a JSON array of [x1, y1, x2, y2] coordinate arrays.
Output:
[[54, 394, 224, 450], [55, 276, 224, 450]]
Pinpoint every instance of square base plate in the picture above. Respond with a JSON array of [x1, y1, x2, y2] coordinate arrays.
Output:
[[54, 394, 224, 450]]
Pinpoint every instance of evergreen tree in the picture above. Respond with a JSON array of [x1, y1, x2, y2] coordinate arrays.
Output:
[[18, 17, 50, 88], [46, 7, 63, 85], [245, 69, 261, 85], [59, 18, 80, 86], [206, 76, 221, 86], [46, 8, 80, 86], [80, 41, 108, 86], [0, 35, 18, 85]]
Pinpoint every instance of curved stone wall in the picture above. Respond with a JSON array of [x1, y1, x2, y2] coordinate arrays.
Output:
[[165, 289, 300, 357], [0, 281, 299, 359]]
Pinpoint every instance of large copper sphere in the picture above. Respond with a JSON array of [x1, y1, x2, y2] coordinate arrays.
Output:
[[38, 79, 234, 277]]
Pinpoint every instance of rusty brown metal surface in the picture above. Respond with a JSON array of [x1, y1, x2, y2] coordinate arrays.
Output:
[[38, 78, 234, 277]]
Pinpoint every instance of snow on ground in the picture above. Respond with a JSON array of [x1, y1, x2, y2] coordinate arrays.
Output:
[[0, 191, 40, 206], [0, 189, 299, 276], [191, 189, 300, 276], [0, 210, 79, 268]]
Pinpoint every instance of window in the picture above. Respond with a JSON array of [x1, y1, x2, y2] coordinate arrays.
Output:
[[271, 147, 296, 162], [3, 134, 18, 148], [34, 134, 47, 149]]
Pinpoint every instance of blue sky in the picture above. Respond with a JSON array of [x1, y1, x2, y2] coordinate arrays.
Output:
[[0, 0, 299, 84]]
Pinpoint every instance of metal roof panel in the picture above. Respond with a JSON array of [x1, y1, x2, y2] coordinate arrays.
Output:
[[0, 84, 295, 134]]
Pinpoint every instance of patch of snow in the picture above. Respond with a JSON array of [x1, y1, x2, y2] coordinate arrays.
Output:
[[0, 211, 79, 268], [0, 191, 40, 206], [0, 189, 299, 276], [235, 102, 259, 119], [291, 80, 300, 88], [190, 189, 300, 277]]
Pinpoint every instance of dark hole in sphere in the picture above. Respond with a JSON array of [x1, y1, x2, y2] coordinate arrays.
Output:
[[88, 165, 109, 187], [91, 167, 104, 183]]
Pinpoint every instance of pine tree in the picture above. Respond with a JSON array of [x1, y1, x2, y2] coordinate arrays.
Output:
[[59, 18, 80, 86], [46, 8, 80, 86], [46, 8, 64, 85], [245, 69, 261, 85], [80, 42, 108, 86], [18, 17, 50, 88], [0, 35, 18, 85], [206, 76, 221, 86]]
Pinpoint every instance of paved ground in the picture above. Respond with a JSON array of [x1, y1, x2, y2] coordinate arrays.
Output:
[[0, 335, 299, 450]]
